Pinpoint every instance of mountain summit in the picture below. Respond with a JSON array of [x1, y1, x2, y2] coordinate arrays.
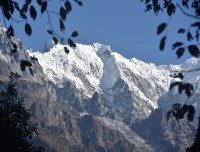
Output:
[[28, 43, 173, 120], [0, 24, 197, 151]]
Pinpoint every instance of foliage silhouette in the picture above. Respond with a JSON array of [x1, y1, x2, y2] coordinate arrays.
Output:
[[140, 0, 200, 151], [0, 72, 44, 151], [0, 0, 82, 75]]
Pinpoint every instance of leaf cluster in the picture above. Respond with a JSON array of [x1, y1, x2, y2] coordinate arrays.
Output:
[[169, 81, 193, 98], [20, 60, 34, 76], [141, 1, 200, 151], [141, 0, 200, 58], [167, 103, 195, 122], [1, 0, 82, 47], [169, 70, 194, 98], [4, 26, 35, 76], [141, 0, 200, 16], [1, 0, 83, 76], [1, 0, 36, 36]]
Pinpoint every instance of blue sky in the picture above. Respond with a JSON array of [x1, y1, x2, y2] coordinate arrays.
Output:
[[0, 1, 196, 65]]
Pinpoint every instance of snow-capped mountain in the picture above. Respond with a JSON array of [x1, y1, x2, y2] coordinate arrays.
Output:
[[28, 43, 172, 120], [0, 23, 198, 151]]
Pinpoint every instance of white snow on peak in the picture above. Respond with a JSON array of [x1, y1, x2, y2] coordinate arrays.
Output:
[[29, 44, 104, 96], [29, 43, 172, 110], [179, 57, 200, 84]]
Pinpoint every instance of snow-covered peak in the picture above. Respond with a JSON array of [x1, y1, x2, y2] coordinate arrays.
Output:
[[29, 43, 171, 95], [28, 43, 173, 118], [29, 44, 104, 95]]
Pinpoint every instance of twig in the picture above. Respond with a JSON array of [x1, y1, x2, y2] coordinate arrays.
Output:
[[176, 3, 200, 20], [46, 10, 68, 42]]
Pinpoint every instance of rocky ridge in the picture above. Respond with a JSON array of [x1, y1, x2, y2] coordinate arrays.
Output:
[[0, 24, 197, 151]]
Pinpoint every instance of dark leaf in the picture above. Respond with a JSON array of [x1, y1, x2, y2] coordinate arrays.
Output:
[[176, 47, 185, 58], [172, 103, 181, 109], [187, 105, 195, 121], [71, 31, 78, 37], [68, 38, 76, 48], [170, 73, 184, 79], [182, 0, 189, 8], [64, 47, 70, 54], [187, 32, 193, 41], [12, 42, 17, 49], [20, 63, 25, 71], [192, 1, 198, 9], [172, 42, 183, 50], [195, 30, 199, 41], [169, 82, 181, 90], [26, 0, 32, 5], [188, 45, 200, 58], [41, 1, 47, 14], [145, 0, 150, 4], [159, 36, 166, 51], [20, 60, 32, 71], [13, 2, 20, 12], [163, 0, 169, 8], [65, 1, 72, 13], [145, 4, 152, 11], [6, 25, 14, 38], [170, 82, 193, 97], [74, 0, 83, 6], [21, 4, 28, 13], [178, 28, 186, 34], [191, 22, 200, 29], [22, 60, 33, 67], [20, 13, 27, 20], [59, 19, 65, 32], [178, 83, 184, 94], [30, 56, 38, 62], [167, 3, 175, 16], [152, 0, 158, 6], [29, 67, 34, 76], [25, 23, 32, 36], [3, 9, 11, 20], [176, 105, 187, 119], [30, 5, 37, 20], [170, 104, 195, 122], [185, 83, 193, 97], [195, 8, 200, 16], [178, 73, 184, 80], [154, 4, 162, 14], [37, 0, 42, 6], [9, 1, 14, 14], [52, 37, 58, 45], [157, 23, 167, 35], [11, 49, 17, 55], [47, 30, 53, 35], [60, 7, 66, 21]]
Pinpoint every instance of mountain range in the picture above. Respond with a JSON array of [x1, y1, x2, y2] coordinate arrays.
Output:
[[0, 24, 198, 152]]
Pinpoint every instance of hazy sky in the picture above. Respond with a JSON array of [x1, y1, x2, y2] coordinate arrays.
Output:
[[0, 1, 196, 65]]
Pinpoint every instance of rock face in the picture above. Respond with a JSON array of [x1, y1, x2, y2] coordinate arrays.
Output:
[[133, 109, 195, 152], [28, 43, 171, 121], [0, 24, 197, 151]]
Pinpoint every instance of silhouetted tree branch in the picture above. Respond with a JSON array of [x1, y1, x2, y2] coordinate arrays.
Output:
[[0, 0, 82, 75], [177, 3, 200, 20], [141, 0, 200, 151]]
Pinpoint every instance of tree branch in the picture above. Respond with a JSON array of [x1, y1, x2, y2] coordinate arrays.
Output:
[[176, 3, 200, 20]]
